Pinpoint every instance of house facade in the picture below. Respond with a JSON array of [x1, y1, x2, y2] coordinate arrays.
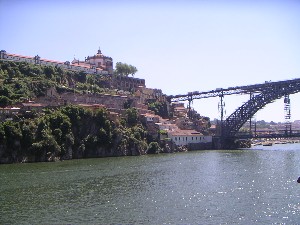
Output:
[[168, 129, 212, 146], [0, 49, 113, 75], [0, 107, 20, 121], [84, 49, 113, 74]]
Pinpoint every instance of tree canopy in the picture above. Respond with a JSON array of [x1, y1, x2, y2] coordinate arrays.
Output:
[[114, 62, 138, 77], [0, 105, 150, 163], [0, 61, 110, 105]]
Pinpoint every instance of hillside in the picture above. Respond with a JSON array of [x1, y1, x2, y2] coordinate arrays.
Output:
[[0, 60, 189, 163], [0, 60, 119, 107]]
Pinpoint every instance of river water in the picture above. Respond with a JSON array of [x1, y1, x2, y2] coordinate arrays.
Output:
[[1, 143, 300, 224]]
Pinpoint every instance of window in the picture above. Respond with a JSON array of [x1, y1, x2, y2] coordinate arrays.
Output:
[[175, 137, 177, 141], [192, 137, 194, 140]]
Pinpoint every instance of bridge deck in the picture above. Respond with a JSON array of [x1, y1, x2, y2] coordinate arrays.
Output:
[[169, 78, 300, 102]]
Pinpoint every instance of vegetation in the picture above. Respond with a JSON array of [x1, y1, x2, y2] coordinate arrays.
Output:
[[146, 142, 161, 154], [148, 101, 169, 118], [0, 105, 149, 163], [114, 62, 138, 77], [0, 60, 192, 164], [0, 61, 113, 106], [0, 60, 154, 163]]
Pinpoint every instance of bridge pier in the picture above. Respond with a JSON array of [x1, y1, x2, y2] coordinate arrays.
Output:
[[187, 95, 193, 119], [218, 90, 225, 123], [213, 136, 251, 149], [284, 94, 292, 136]]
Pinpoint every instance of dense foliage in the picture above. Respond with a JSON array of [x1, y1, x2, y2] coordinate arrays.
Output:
[[146, 142, 161, 154], [148, 101, 169, 118], [0, 60, 187, 164], [0, 105, 149, 163], [114, 62, 138, 77], [0, 61, 111, 107]]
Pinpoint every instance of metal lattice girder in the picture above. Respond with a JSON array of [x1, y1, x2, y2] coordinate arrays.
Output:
[[168, 78, 300, 138], [222, 80, 300, 137], [168, 78, 300, 102]]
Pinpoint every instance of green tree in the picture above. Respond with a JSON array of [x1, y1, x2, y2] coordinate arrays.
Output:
[[7, 67, 15, 80], [97, 128, 110, 145], [0, 123, 6, 144], [148, 101, 169, 118], [0, 68, 5, 78], [61, 105, 88, 126], [0, 87, 10, 97], [31, 133, 61, 161], [129, 65, 138, 77], [3, 121, 22, 154], [75, 71, 87, 83], [147, 142, 161, 154], [56, 66, 65, 84], [21, 121, 36, 152], [84, 134, 98, 154], [44, 66, 55, 79], [95, 108, 108, 128], [114, 62, 138, 77], [0, 96, 12, 107], [32, 118, 61, 161], [126, 108, 139, 126]]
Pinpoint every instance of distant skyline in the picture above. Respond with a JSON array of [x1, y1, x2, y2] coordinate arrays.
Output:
[[1, 0, 300, 122]]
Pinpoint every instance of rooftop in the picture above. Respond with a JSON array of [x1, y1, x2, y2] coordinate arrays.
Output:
[[169, 129, 203, 136]]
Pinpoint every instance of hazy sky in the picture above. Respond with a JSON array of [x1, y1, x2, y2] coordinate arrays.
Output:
[[1, 0, 300, 122]]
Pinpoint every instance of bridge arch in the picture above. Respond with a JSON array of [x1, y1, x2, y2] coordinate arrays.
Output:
[[169, 78, 300, 142], [222, 81, 300, 137]]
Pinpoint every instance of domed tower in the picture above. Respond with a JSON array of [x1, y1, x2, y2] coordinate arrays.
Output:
[[85, 48, 113, 74], [0, 50, 7, 59]]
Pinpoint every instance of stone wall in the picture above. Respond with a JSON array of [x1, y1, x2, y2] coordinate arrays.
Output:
[[39, 89, 129, 110], [107, 75, 145, 92]]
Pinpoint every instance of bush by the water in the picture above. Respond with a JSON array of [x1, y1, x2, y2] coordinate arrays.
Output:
[[0, 105, 150, 163]]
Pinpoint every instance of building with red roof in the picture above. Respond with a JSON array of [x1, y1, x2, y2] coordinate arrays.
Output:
[[0, 48, 113, 75]]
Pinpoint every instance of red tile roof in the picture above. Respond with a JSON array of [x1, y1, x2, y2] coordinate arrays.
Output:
[[41, 58, 64, 64], [169, 129, 202, 136], [6, 52, 105, 72], [8, 53, 33, 59]]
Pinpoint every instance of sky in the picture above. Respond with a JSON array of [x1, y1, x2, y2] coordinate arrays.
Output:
[[1, 0, 300, 122]]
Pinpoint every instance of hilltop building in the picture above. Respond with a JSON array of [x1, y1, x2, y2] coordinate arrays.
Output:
[[72, 48, 113, 74], [0, 48, 148, 92], [0, 49, 113, 75]]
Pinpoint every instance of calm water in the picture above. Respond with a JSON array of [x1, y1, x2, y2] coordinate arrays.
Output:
[[1, 144, 300, 224]]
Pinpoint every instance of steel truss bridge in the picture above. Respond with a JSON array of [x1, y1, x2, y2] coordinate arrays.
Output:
[[168, 78, 300, 146]]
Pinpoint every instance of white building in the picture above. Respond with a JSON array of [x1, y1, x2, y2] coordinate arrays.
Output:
[[168, 129, 212, 146], [142, 113, 160, 123], [84, 48, 113, 74], [155, 121, 178, 132], [0, 49, 112, 75]]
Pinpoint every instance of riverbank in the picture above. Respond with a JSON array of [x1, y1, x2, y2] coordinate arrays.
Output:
[[251, 137, 300, 147], [0, 139, 188, 164]]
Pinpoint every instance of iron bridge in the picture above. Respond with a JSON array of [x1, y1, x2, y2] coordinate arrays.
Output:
[[168, 78, 300, 140]]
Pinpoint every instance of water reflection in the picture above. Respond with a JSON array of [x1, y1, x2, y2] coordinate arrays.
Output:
[[1, 145, 300, 224]]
